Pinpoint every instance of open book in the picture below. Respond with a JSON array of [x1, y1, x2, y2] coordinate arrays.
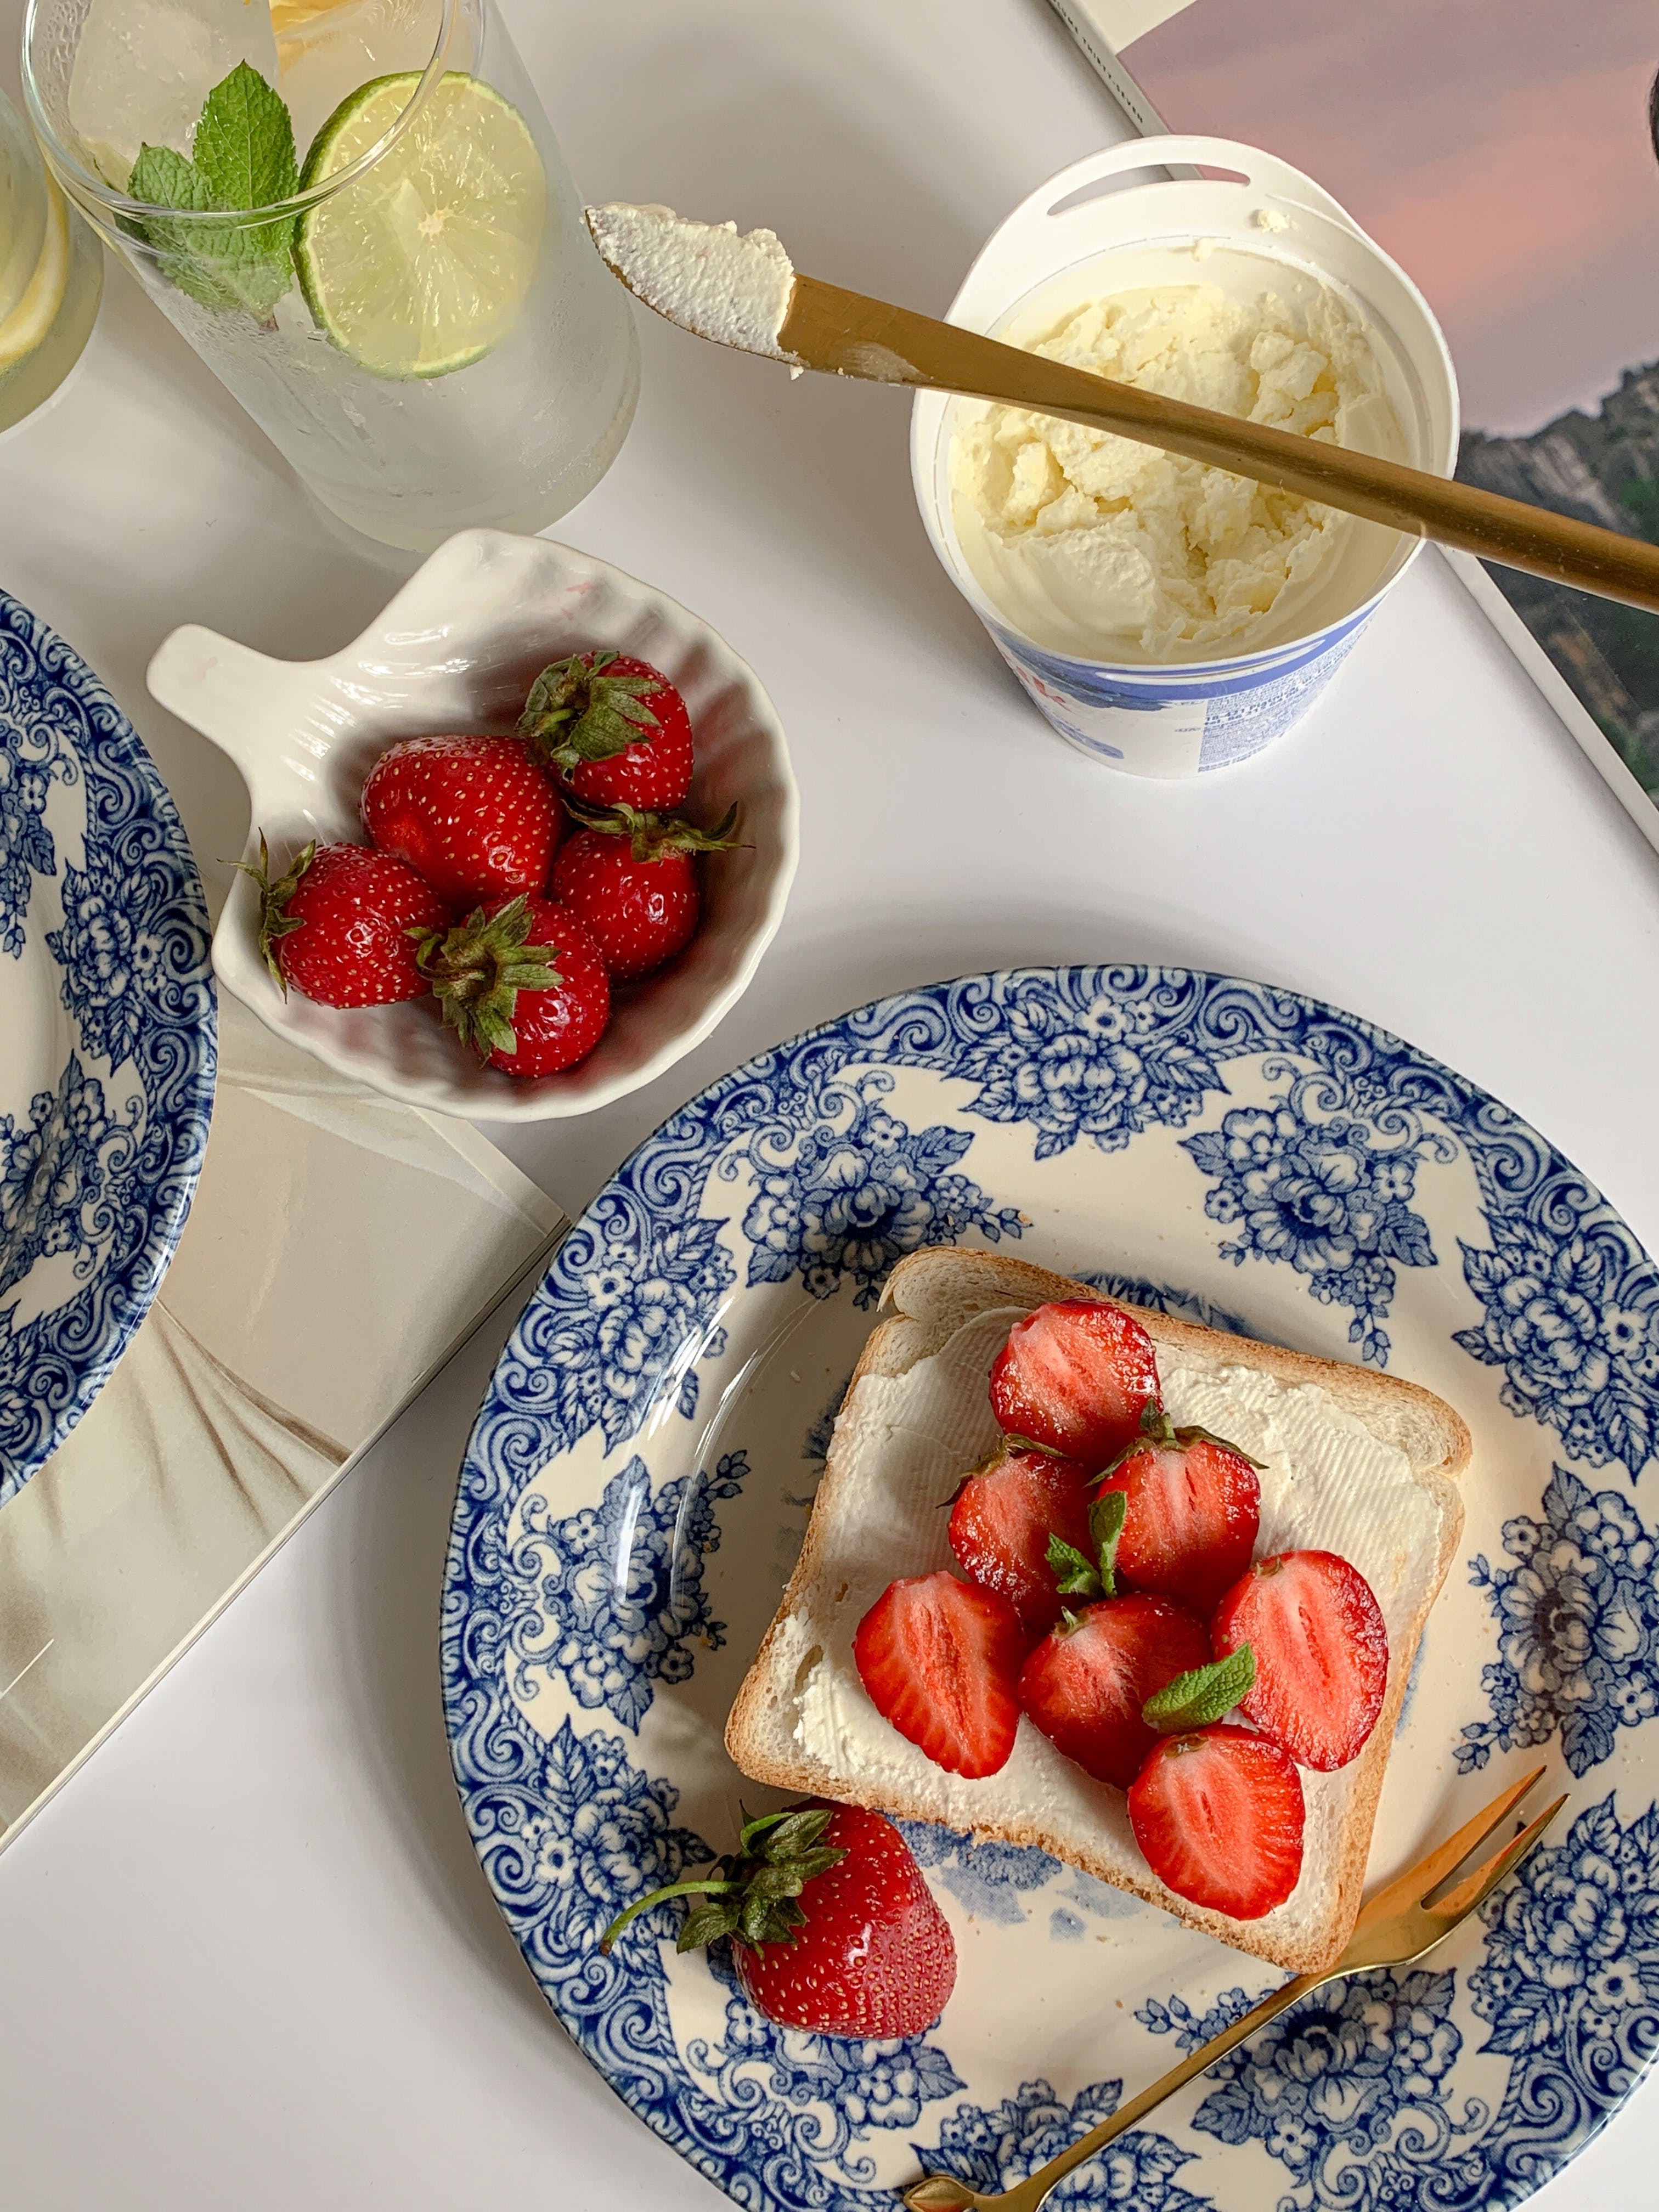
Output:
[[1049, 0, 1659, 842], [0, 992, 562, 1852]]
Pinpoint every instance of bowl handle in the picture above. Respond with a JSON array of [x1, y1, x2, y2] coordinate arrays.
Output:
[[1035, 136, 1362, 232], [147, 625, 323, 811]]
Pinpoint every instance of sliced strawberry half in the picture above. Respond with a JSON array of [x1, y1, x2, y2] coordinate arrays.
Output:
[[1128, 1724, 1306, 1919], [1094, 1409, 1262, 1614], [947, 1440, 1094, 1633], [989, 1299, 1161, 1470], [853, 1571, 1025, 1779], [1211, 1549, 1389, 1771], [1017, 1594, 1210, 1788]]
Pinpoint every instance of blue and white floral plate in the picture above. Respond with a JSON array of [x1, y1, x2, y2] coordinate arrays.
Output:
[[444, 968, 1659, 2212], [0, 593, 215, 1505]]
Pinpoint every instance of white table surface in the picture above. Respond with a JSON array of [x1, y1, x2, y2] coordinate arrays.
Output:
[[5, 1, 1659, 2203]]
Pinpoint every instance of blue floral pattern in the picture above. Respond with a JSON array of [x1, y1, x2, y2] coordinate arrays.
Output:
[[0, 1056, 141, 1303], [1458, 1468, 1659, 1778], [895, 1821, 1063, 1926], [1455, 1152, 1659, 1475], [940, 966, 1229, 1159], [1169, 1968, 1475, 2206], [1077, 1270, 1259, 1340], [511, 1194, 736, 1455], [1182, 1061, 1449, 1366], [504, 1451, 748, 1731], [730, 1069, 1023, 1308], [911, 2079, 1212, 2210], [0, 595, 214, 1502], [444, 966, 1659, 2212], [0, 657, 71, 955]]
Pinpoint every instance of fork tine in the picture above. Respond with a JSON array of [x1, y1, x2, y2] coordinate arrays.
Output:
[[1353, 1766, 1547, 1932], [1431, 1794, 1568, 1923]]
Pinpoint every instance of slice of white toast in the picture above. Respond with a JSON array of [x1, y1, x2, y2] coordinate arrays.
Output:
[[725, 1249, 1470, 1974]]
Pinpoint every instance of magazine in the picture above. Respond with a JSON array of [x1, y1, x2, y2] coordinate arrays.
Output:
[[1047, 0, 1659, 839], [0, 991, 563, 1849]]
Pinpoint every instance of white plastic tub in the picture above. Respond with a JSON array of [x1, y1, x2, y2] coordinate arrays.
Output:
[[912, 138, 1459, 777]]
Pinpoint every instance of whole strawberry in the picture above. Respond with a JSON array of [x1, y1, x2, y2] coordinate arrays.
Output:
[[244, 835, 449, 1008], [601, 1801, 955, 2040], [551, 798, 740, 980], [360, 733, 562, 908], [419, 891, 609, 1077], [518, 650, 693, 811]]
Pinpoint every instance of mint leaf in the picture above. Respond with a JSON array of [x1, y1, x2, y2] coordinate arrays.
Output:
[[126, 67, 298, 319], [1141, 1645, 1256, 1734], [1047, 1533, 1102, 1601], [193, 61, 298, 212], [1089, 1489, 1127, 1598], [128, 143, 215, 213]]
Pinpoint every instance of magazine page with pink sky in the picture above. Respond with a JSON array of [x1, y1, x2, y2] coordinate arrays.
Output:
[[1059, 1, 1659, 812]]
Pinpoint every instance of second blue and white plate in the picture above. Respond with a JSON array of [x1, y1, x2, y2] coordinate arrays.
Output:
[[0, 594, 215, 1504], [444, 968, 1659, 2211]]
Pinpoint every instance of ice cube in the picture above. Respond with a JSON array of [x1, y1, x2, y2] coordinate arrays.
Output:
[[275, 0, 439, 162], [67, 0, 281, 190]]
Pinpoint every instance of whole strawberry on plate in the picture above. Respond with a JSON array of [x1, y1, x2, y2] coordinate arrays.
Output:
[[519, 650, 694, 812], [551, 798, 740, 980], [601, 1801, 955, 2039], [419, 893, 610, 1077], [245, 836, 450, 1007], [360, 733, 562, 909]]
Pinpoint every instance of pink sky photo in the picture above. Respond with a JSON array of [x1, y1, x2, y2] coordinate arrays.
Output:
[[1127, 0, 1659, 436]]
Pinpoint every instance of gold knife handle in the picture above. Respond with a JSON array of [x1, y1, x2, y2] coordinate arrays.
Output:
[[783, 276, 1659, 615]]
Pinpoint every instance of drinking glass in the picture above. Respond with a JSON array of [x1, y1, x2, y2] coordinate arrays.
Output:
[[0, 84, 102, 435], [22, 0, 639, 548]]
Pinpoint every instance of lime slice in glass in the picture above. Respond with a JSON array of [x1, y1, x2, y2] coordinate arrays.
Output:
[[296, 70, 546, 380]]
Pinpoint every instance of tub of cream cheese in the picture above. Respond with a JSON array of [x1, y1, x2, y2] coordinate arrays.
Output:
[[912, 138, 1458, 776]]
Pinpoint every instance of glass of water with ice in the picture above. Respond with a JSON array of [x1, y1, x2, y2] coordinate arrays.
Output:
[[0, 84, 103, 435], [22, 0, 639, 548]]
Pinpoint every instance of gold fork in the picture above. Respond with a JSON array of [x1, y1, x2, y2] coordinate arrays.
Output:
[[902, 1766, 1565, 2212]]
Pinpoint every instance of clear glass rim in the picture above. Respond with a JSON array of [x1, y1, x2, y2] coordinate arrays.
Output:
[[20, 0, 460, 225]]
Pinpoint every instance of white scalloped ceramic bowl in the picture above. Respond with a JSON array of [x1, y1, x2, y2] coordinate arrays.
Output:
[[146, 531, 799, 1121]]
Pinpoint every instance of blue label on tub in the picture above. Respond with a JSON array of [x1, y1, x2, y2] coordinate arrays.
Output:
[[991, 607, 1372, 777]]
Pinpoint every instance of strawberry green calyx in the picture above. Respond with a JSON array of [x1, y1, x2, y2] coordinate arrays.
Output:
[[599, 1805, 848, 1957], [415, 895, 561, 1062], [237, 831, 316, 994], [1046, 1488, 1127, 1603], [1097, 1401, 1266, 1481], [1142, 1645, 1257, 1733], [518, 650, 662, 768], [562, 792, 742, 859]]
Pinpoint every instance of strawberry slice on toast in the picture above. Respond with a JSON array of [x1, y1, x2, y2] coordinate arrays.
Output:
[[853, 1571, 1025, 1779], [1211, 1549, 1389, 1771], [947, 1439, 1094, 1633], [989, 1298, 1160, 1470], [1017, 1594, 1210, 1788], [1094, 1408, 1262, 1613], [1128, 1724, 1306, 1918]]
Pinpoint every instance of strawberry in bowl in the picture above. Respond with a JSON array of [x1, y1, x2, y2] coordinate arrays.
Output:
[[148, 530, 799, 1122]]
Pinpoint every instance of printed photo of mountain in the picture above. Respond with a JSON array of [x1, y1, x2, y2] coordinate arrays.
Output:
[[1080, 0, 1659, 796]]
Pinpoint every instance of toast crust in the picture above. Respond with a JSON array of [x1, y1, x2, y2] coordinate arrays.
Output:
[[725, 1249, 1470, 1974]]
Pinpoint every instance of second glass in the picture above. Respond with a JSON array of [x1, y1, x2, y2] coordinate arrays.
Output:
[[24, 0, 639, 548]]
